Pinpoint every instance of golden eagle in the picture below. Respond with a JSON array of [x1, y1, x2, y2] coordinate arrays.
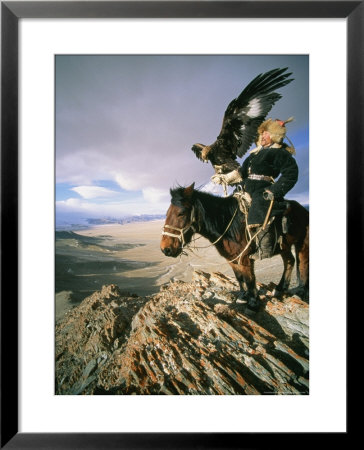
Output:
[[191, 68, 294, 178]]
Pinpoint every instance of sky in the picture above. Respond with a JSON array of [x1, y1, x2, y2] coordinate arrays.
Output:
[[56, 55, 309, 224]]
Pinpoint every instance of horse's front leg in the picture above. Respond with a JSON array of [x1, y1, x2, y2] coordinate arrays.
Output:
[[230, 257, 259, 310]]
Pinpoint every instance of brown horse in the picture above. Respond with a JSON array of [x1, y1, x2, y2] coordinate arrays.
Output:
[[160, 183, 309, 311]]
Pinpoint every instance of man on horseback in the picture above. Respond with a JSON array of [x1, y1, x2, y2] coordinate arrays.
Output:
[[190, 68, 300, 260], [238, 117, 298, 259]]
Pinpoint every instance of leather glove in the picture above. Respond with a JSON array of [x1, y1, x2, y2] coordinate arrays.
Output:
[[263, 190, 274, 201], [211, 174, 226, 185], [211, 170, 242, 186], [224, 169, 243, 184]]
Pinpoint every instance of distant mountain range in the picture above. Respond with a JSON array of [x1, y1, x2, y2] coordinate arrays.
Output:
[[56, 214, 166, 230], [57, 207, 308, 231], [86, 214, 166, 225]]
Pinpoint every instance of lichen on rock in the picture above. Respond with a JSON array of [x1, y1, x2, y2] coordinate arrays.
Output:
[[56, 271, 309, 395]]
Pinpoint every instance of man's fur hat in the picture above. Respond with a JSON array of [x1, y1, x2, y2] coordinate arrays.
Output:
[[257, 117, 295, 154]]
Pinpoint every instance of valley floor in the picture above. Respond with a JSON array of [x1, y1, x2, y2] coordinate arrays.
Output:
[[56, 220, 298, 320]]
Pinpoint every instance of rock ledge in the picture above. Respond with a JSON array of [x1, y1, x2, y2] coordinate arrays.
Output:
[[56, 271, 309, 395]]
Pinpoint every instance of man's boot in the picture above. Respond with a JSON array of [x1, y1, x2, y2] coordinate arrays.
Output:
[[247, 226, 261, 260], [248, 225, 274, 260], [249, 222, 276, 260], [258, 227, 275, 259]]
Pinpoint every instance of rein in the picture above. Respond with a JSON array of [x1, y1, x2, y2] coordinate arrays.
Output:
[[227, 217, 275, 264], [161, 199, 265, 266], [162, 205, 239, 250], [191, 206, 239, 249]]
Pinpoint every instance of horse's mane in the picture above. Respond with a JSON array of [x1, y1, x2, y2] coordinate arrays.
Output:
[[170, 186, 243, 243]]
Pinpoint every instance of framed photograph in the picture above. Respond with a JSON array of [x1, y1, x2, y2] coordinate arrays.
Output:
[[2, 1, 358, 447]]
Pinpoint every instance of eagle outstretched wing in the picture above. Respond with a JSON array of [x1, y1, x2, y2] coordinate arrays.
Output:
[[192, 67, 294, 174]]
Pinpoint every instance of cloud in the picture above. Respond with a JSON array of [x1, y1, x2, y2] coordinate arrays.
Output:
[[56, 56, 309, 213], [142, 187, 170, 204], [56, 195, 169, 217], [288, 191, 309, 205], [114, 172, 150, 192], [56, 149, 113, 185], [200, 181, 234, 197], [57, 198, 85, 210], [70, 185, 119, 199]]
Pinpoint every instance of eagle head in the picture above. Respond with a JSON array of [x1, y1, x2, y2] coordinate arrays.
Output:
[[191, 143, 211, 162]]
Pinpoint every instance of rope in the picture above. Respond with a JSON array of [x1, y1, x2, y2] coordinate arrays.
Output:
[[227, 218, 275, 265], [229, 197, 275, 264], [161, 206, 197, 248], [227, 227, 261, 264], [188, 206, 239, 250], [162, 182, 274, 267]]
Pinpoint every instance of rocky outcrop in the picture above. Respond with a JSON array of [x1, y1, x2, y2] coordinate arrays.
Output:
[[56, 271, 309, 395]]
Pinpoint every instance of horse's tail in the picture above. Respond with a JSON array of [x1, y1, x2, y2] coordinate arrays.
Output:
[[295, 245, 301, 285], [288, 200, 309, 288]]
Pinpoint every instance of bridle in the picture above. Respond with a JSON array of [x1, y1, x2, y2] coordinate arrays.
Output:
[[161, 206, 198, 248], [162, 203, 240, 251]]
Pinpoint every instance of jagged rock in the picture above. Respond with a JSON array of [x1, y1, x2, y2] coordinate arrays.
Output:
[[56, 272, 309, 395]]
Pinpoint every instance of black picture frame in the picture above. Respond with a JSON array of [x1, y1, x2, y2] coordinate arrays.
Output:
[[1, 1, 358, 448]]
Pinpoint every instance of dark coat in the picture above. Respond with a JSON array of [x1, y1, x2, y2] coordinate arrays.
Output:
[[239, 144, 299, 226]]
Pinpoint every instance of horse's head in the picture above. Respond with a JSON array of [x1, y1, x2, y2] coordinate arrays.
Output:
[[160, 183, 198, 257]]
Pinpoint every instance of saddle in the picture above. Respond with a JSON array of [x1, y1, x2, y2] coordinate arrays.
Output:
[[233, 189, 292, 230], [233, 189, 292, 260]]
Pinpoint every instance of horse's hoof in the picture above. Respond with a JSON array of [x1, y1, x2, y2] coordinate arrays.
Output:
[[272, 288, 287, 300], [246, 297, 260, 312], [290, 286, 309, 301], [235, 291, 248, 304], [271, 288, 281, 298], [236, 299, 247, 304]]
